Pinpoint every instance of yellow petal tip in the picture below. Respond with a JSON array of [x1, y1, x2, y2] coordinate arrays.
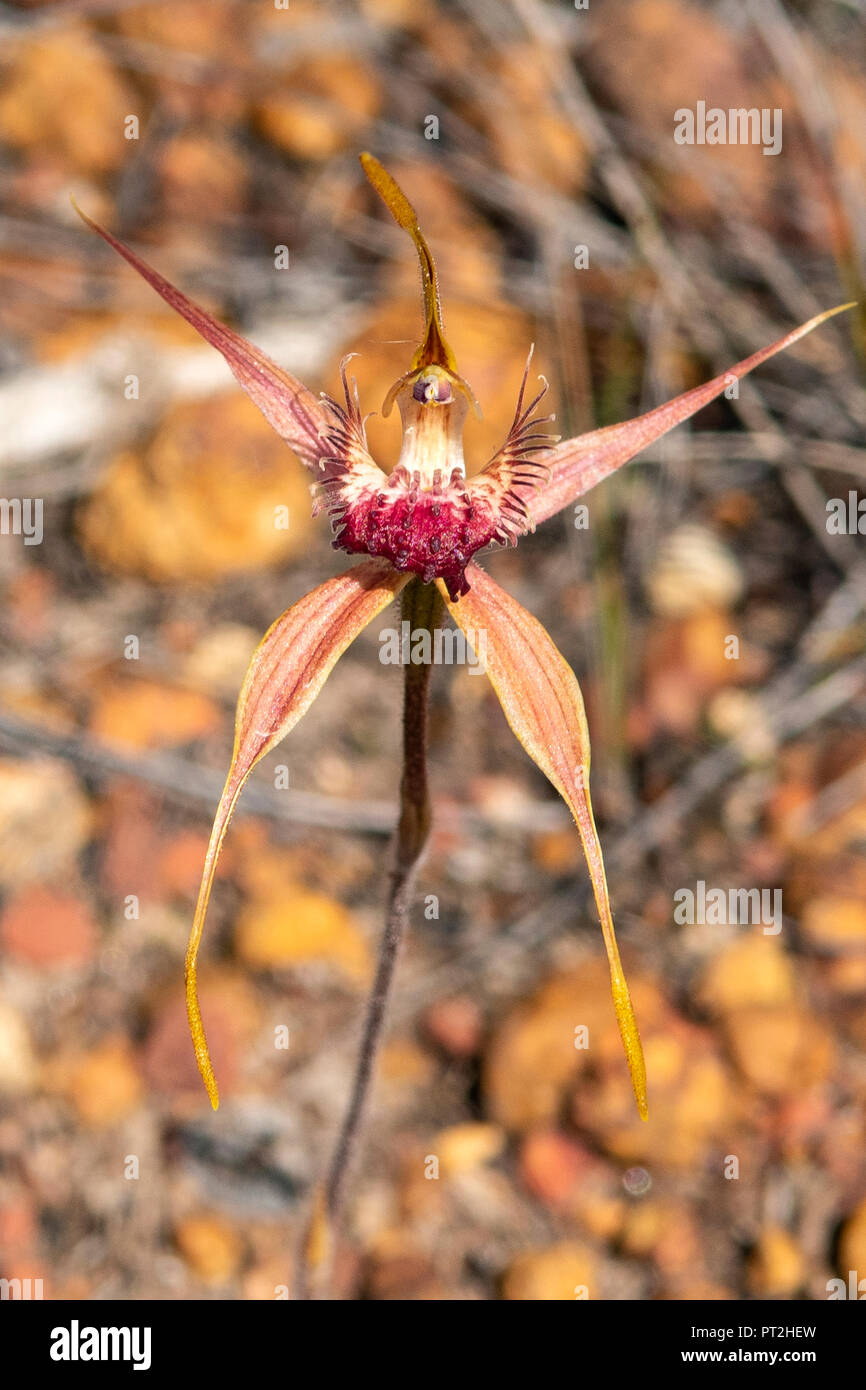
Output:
[[70, 192, 89, 225], [810, 301, 857, 327], [610, 969, 648, 1125]]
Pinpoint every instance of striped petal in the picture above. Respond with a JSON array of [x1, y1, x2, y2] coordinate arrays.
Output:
[[189, 559, 409, 1108], [529, 304, 855, 526], [437, 564, 647, 1120], [73, 201, 330, 469]]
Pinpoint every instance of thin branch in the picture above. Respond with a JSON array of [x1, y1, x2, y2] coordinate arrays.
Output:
[[0, 708, 396, 835], [0, 706, 567, 837]]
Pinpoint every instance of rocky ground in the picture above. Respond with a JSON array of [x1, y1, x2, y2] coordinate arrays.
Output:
[[0, 0, 864, 1299]]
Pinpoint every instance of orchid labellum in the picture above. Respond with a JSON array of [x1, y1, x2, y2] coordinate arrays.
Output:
[[76, 158, 851, 1144]]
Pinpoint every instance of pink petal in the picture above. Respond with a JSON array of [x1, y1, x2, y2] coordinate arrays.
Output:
[[74, 202, 329, 468], [530, 304, 855, 526], [438, 564, 648, 1119], [188, 559, 409, 1107]]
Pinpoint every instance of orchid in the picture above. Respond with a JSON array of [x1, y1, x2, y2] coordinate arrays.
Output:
[[76, 156, 851, 1226]]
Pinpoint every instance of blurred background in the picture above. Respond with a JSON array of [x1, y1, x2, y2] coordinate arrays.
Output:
[[0, 0, 865, 1301]]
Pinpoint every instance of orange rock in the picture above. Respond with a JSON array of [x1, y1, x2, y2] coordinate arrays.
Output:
[[518, 1128, 591, 1207], [787, 850, 866, 922], [0, 885, 96, 967], [572, 1011, 737, 1170], [747, 1226, 805, 1296], [114, 0, 243, 56], [379, 1039, 436, 1088], [620, 1199, 670, 1258], [4, 568, 56, 644], [0, 1195, 37, 1261], [366, 1250, 442, 1301], [531, 828, 583, 875], [0, 760, 92, 890], [770, 1088, 833, 1159], [242, 1259, 290, 1301], [89, 679, 221, 752], [519, 1136, 627, 1244], [433, 1122, 505, 1178], [158, 131, 247, 222], [359, 0, 416, 23], [0, 28, 136, 176], [503, 1242, 596, 1301], [724, 1007, 835, 1096], [709, 490, 759, 530], [825, 956, 866, 995], [484, 960, 615, 1130], [809, 784, 866, 860], [666, 1281, 733, 1301], [696, 935, 796, 1018], [225, 826, 302, 901], [64, 1038, 143, 1127], [422, 996, 483, 1058], [0, 684, 74, 737], [0, 1002, 38, 1095], [78, 392, 316, 583], [622, 1200, 702, 1281], [175, 1212, 243, 1285], [484, 960, 665, 1132], [767, 776, 818, 850], [801, 896, 866, 952], [234, 891, 370, 984], [838, 1199, 866, 1281], [253, 57, 381, 161]]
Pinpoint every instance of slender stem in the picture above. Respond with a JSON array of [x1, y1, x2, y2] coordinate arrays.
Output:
[[297, 577, 441, 1296]]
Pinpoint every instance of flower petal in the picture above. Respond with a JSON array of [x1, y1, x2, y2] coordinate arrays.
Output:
[[529, 304, 856, 526], [189, 559, 409, 1107], [359, 153, 480, 417], [360, 151, 458, 376], [73, 201, 329, 469], [437, 565, 648, 1119]]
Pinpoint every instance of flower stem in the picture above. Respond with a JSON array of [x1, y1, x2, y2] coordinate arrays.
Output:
[[297, 577, 441, 1296]]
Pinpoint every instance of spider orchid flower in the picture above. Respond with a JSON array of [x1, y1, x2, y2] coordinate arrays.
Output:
[[76, 158, 852, 1121]]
